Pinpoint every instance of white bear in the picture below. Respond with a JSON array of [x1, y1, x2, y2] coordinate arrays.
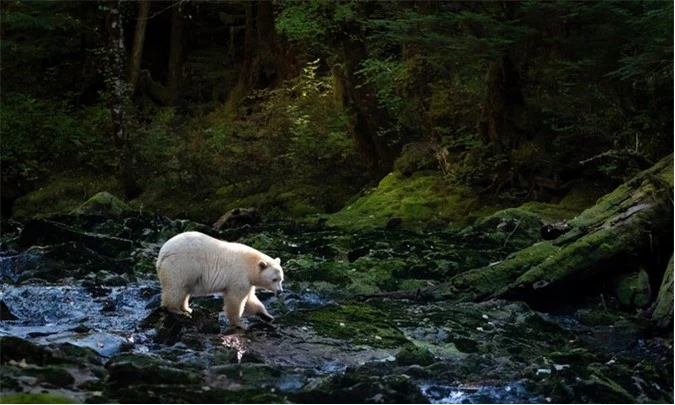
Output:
[[155, 231, 284, 329]]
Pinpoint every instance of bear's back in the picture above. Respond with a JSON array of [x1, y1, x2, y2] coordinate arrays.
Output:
[[158, 231, 222, 257]]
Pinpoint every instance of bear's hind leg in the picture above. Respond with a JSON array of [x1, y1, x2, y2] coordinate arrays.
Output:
[[243, 290, 274, 323], [223, 292, 248, 330]]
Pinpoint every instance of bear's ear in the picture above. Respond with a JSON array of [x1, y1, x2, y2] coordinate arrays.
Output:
[[274, 257, 281, 265], [258, 261, 268, 271]]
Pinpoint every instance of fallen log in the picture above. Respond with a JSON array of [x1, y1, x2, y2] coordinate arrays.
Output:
[[424, 154, 673, 305]]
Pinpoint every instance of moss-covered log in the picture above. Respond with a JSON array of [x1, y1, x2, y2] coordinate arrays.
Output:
[[652, 256, 673, 329], [426, 154, 673, 303]]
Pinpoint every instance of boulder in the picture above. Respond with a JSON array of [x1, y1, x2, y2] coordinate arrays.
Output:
[[71, 191, 131, 217], [612, 268, 651, 308]]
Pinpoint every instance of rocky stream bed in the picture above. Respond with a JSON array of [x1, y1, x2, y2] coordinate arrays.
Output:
[[0, 205, 672, 403]]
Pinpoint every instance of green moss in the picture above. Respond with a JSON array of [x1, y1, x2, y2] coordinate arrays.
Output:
[[519, 184, 609, 222], [613, 269, 651, 308], [24, 366, 75, 387], [285, 257, 352, 285], [439, 242, 560, 300], [106, 353, 202, 386], [326, 172, 493, 231], [396, 343, 436, 366], [0, 394, 73, 404], [287, 303, 408, 348], [71, 191, 130, 217], [513, 227, 633, 289], [460, 208, 543, 251], [12, 174, 122, 219], [582, 369, 637, 403], [652, 256, 674, 329], [567, 154, 673, 234], [130, 187, 213, 222]]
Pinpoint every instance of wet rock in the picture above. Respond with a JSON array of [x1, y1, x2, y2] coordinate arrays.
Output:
[[540, 221, 571, 240], [106, 352, 202, 386], [109, 385, 286, 404], [0, 251, 43, 283], [0, 336, 54, 364], [6, 242, 133, 282], [1, 300, 18, 320], [213, 207, 261, 230], [17, 218, 134, 257], [294, 371, 428, 403], [71, 191, 131, 218], [139, 307, 221, 346]]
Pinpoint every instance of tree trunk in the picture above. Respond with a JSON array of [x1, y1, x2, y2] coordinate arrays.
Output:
[[424, 154, 674, 304], [477, 55, 528, 152], [335, 25, 400, 179], [128, 0, 150, 95], [167, 1, 185, 106], [106, 0, 141, 199]]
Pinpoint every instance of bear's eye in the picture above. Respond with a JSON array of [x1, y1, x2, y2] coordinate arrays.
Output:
[[272, 278, 279, 282]]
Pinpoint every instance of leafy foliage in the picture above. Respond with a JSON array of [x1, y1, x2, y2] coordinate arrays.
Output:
[[2, 0, 672, 222]]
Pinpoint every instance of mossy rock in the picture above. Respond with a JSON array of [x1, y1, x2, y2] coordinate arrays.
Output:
[[139, 307, 222, 345], [284, 303, 408, 349], [12, 175, 122, 219], [284, 257, 352, 286], [293, 372, 427, 403], [71, 191, 130, 217], [211, 363, 283, 386], [23, 365, 76, 387], [396, 343, 436, 366], [108, 382, 289, 403], [611, 268, 651, 308], [0, 336, 54, 365], [105, 352, 202, 386], [394, 142, 439, 176], [0, 393, 74, 404], [326, 172, 494, 231], [519, 183, 608, 222], [459, 208, 543, 251]]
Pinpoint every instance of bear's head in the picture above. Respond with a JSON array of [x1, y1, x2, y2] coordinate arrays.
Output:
[[258, 258, 284, 296]]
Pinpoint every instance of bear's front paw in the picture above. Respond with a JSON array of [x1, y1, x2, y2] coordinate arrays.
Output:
[[233, 322, 249, 331], [258, 313, 274, 323]]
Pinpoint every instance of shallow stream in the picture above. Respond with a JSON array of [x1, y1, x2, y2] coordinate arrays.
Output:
[[0, 214, 672, 403]]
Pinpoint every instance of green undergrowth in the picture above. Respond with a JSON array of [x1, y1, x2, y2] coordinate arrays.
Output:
[[0, 393, 74, 404], [326, 172, 497, 231], [518, 183, 609, 222], [12, 174, 122, 219]]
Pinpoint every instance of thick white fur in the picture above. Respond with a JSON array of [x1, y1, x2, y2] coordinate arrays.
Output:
[[156, 231, 283, 329]]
